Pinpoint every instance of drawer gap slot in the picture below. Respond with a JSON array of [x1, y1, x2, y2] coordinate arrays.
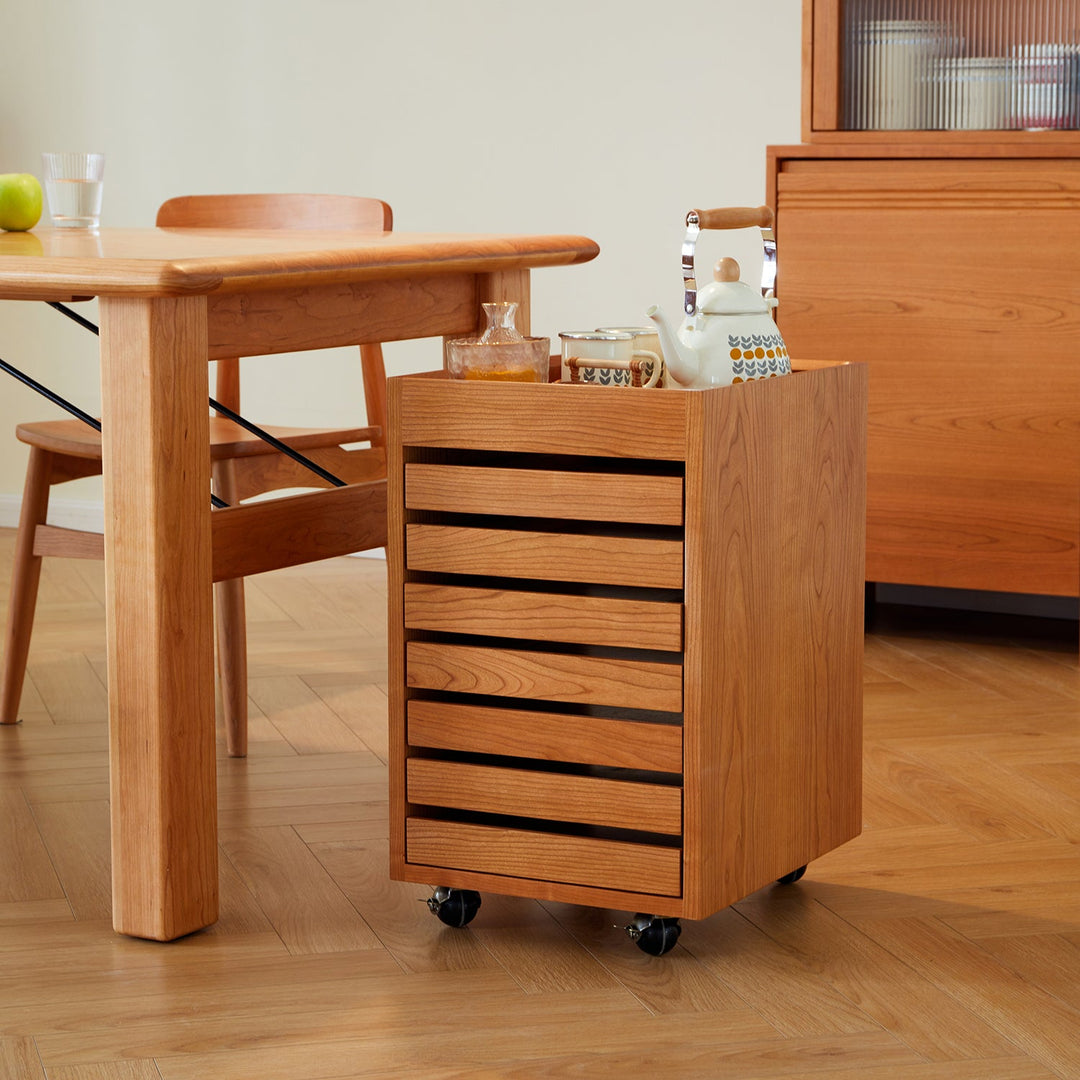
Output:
[[404, 571, 683, 604], [408, 746, 682, 786], [407, 689, 684, 726], [407, 806, 683, 849], [405, 445, 686, 478]]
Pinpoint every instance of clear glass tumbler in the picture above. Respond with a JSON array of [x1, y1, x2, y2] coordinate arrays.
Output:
[[42, 152, 105, 229]]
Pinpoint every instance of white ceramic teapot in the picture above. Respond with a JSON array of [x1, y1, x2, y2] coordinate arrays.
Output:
[[646, 205, 791, 388]]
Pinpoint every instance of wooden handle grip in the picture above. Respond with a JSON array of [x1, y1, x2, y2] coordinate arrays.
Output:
[[690, 206, 774, 231]]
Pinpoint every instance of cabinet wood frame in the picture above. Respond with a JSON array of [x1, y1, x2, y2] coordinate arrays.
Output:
[[388, 366, 865, 921]]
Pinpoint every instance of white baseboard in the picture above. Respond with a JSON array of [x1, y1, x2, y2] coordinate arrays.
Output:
[[0, 494, 386, 561], [0, 494, 104, 533]]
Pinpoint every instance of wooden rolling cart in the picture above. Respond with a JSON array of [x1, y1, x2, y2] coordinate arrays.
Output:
[[387, 360, 866, 954]]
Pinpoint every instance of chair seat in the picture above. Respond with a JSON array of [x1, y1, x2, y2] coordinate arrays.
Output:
[[16, 417, 381, 461]]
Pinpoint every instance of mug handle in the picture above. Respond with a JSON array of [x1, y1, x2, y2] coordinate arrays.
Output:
[[632, 349, 662, 389]]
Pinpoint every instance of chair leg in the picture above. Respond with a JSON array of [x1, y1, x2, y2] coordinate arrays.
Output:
[[212, 459, 248, 757], [2, 448, 55, 724]]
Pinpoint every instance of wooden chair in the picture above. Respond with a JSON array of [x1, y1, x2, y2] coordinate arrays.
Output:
[[1, 193, 393, 756]]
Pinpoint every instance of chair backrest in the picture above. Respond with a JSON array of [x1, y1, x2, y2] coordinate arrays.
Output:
[[156, 193, 392, 232], [154, 193, 393, 486]]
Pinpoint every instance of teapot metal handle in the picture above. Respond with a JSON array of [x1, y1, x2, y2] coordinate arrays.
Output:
[[682, 205, 777, 317]]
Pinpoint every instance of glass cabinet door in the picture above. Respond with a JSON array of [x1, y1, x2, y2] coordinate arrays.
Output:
[[839, 0, 1080, 130]]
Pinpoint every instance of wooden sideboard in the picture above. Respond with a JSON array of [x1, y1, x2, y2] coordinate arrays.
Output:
[[767, 147, 1080, 596], [387, 363, 865, 940], [769, 0, 1080, 598]]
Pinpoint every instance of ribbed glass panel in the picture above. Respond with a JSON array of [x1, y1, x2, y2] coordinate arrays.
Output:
[[842, 0, 1080, 129]]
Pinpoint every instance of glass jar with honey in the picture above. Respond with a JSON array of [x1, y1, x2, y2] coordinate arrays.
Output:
[[447, 302, 550, 382]]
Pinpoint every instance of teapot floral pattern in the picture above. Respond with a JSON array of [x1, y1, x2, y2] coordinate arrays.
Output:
[[729, 333, 791, 383]]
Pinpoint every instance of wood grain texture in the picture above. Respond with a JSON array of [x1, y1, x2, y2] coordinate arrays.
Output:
[[156, 192, 392, 232], [396, 375, 689, 460], [0, 1038, 45, 1080], [1, 449, 54, 724], [210, 480, 387, 582], [772, 153, 1080, 595], [206, 274, 478, 358], [389, 367, 864, 920], [406, 523, 684, 589], [405, 463, 684, 526], [403, 582, 683, 650], [98, 295, 218, 940], [0, 228, 599, 300], [2, 535, 1079, 1078], [406, 757, 682, 834], [406, 640, 683, 712], [681, 363, 866, 917], [406, 699, 683, 773], [406, 819, 682, 896]]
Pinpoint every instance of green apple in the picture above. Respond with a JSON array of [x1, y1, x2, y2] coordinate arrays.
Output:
[[0, 173, 43, 232]]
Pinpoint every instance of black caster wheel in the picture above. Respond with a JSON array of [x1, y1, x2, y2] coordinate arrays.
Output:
[[425, 886, 482, 928], [624, 913, 682, 956], [776, 865, 807, 885]]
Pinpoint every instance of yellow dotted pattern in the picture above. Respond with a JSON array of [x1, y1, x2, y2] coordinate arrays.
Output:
[[730, 341, 790, 384]]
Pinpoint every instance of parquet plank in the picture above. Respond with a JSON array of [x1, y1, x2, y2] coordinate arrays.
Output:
[[861, 742, 1054, 842], [540, 900, 757, 1015], [146, 1028, 917, 1080], [976, 934, 1080, 1011], [309, 838, 504, 974], [0, 787, 64, 902], [218, 826, 382, 955], [0, 1036, 46, 1079], [468, 896, 626, 995], [350, 1061, 1059, 1080], [0, 899, 73, 926], [302, 676, 389, 762], [29, 800, 112, 921], [867, 916, 1080, 1078], [863, 636, 1000, 696], [246, 675, 373, 755], [24, 650, 108, 725], [681, 908, 881, 1037], [878, 636, 1080, 703], [46, 1061, 162, 1080], [734, 889, 1021, 1060]]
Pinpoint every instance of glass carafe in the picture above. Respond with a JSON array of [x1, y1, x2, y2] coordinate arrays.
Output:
[[446, 302, 550, 382]]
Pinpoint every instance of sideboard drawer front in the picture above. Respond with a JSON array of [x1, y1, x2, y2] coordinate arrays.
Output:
[[407, 818, 682, 897], [407, 700, 683, 773], [407, 759, 682, 835], [406, 641, 683, 713], [404, 463, 684, 526], [403, 583, 683, 651], [405, 524, 684, 590]]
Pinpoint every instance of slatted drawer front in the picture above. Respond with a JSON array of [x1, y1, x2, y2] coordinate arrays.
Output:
[[407, 759, 682, 835], [407, 700, 683, 773], [406, 641, 683, 713], [405, 525, 684, 589], [407, 819, 682, 897], [404, 583, 683, 651], [404, 463, 683, 526]]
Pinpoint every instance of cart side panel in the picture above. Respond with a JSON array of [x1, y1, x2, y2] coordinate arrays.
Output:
[[681, 363, 866, 918]]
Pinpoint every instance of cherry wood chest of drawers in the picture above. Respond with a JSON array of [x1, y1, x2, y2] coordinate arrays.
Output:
[[388, 362, 866, 921]]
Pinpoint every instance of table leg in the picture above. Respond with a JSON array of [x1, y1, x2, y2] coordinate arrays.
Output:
[[98, 296, 218, 940]]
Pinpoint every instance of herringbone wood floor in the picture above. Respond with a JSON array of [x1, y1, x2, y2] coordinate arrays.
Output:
[[1, 528, 1079, 1080]]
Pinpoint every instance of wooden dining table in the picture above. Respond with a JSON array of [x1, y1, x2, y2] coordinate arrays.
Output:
[[0, 224, 599, 940]]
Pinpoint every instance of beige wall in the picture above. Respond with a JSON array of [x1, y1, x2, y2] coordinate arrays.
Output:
[[0, 0, 802, 519]]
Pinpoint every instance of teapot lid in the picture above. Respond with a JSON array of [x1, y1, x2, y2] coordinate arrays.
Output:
[[697, 258, 769, 316]]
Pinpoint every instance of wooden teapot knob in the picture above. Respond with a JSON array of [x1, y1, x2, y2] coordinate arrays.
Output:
[[714, 257, 741, 282]]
